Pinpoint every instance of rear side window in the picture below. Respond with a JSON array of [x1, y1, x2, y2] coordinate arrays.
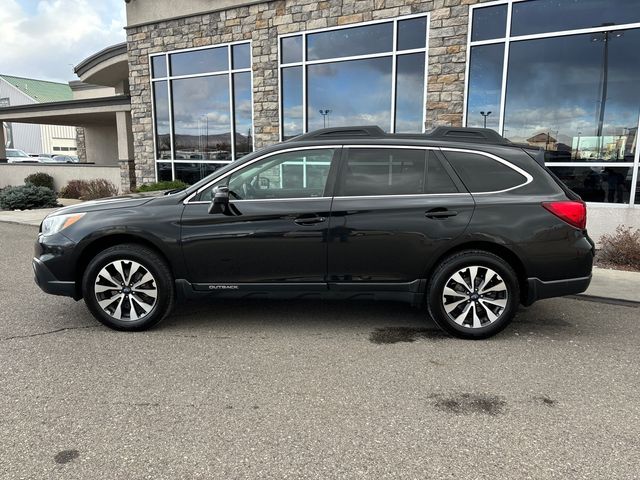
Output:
[[340, 148, 458, 196], [442, 150, 527, 193]]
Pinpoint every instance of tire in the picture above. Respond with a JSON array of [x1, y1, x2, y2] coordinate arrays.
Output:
[[82, 244, 175, 331], [427, 250, 520, 339]]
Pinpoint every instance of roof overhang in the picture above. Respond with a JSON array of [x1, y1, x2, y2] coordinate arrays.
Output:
[[0, 96, 131, 126], [74, 43, 129, 88]]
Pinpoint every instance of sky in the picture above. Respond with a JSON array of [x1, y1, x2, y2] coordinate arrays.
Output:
[[0, 0, 126, 83]]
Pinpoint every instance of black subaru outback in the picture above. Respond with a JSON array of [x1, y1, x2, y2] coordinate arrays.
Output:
[[34, 127, 594, 339]]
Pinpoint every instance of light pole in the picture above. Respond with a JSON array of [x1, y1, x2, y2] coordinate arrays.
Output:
[[480, 111, 492, 129], [575, 131, 582, 160], [319, 109, 331, 128]]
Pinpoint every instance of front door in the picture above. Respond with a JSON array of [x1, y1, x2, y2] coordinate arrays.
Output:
[[328, 146, 475, 286], [180, 147, 339, 286]]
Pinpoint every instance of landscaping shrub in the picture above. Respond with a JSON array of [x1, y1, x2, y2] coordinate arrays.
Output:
[[135, 180, 188, 192], [24, 172, 54, 190], [59, 180, 89, 199], [599, 225, 640, 271], [80, 179, 118, 200], [0, 185, 58, 210]]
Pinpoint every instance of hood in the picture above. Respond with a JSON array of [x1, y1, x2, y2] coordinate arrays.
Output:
[[47, 190, 172, 216]]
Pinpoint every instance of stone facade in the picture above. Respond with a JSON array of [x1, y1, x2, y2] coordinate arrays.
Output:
[[126, 0, 490, 185], [75, 127, 87, 163]]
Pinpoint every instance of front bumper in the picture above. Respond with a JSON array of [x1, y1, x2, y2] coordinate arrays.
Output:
[[524, 274, 592, 305], [32, 257, 77, 298]]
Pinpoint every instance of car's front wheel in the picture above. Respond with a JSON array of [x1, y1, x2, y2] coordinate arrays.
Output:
[[427, 250, 520, 339], [82, 244, 175, 331]]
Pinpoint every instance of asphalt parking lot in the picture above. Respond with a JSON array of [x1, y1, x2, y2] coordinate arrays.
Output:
[[1, 222, 639, 479]]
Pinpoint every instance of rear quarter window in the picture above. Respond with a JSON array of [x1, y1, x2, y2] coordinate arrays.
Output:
[[442, 150, 528, 193]]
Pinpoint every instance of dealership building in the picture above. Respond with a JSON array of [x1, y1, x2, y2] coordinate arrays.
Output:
[[1, 0, 639, 237]]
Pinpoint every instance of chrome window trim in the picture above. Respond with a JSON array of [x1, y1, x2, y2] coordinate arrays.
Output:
[[183, 144, 534, 204]]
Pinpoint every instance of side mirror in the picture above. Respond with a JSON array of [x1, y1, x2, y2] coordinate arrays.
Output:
[[208, 186, 230, 214]]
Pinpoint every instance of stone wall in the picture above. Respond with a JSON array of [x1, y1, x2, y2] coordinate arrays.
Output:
[[126, 0, 489, 185], [75, 127, 87, 163]]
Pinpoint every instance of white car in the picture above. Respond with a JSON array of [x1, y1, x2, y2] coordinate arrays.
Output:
[[6, 148, 41, 163]]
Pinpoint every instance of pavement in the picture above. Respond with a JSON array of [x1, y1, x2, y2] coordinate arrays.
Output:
[[1, 222, 640, 479], [0, 206, 637, 303]]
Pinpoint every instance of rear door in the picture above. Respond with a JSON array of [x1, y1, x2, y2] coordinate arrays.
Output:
[[327, 146, 475, 288]]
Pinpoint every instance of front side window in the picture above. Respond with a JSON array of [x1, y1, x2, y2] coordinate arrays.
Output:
[[150, 41, 253, 184], [339, 149, 458, 196], [203, 149, 337, 201], [279, 15, 429, 139]]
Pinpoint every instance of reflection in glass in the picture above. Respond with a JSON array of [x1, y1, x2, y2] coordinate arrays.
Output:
[[307, 57, 393, 131], [397, 17, 427, 50], [307, 22, 393, 61], [395, 53, 425, 133], [281, 36, 302, 64], [153, 81, 171, 160], [281, 66, 303, 139], [466, 44, 503, 131], [232, 43, 251, 69], [156, 162, 172, 182], [171, 75, 231, 160], [233, 72, 253, 158], [549, 166, 632, 204], [511, 0, 640, 37], [471, 5, 507, 41], [151, 56, 167, 78], [175, 163, 227, 186], [503, 30, 640, 162], [170, 47, 228, 76]]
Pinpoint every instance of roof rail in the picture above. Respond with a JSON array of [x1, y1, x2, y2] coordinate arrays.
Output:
[[287, 125, 386, 142], [423, 126, 511, 144]]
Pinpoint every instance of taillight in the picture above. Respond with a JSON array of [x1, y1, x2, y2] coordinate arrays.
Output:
[[542, 201, 587, 229]]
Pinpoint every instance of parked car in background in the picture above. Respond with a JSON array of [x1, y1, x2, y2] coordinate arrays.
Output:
[[33, 126, 595, 339], [49, 155, 79, 164], [6, 148, 41, 163]]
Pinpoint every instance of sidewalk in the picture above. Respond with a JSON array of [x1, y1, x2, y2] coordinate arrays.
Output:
[[0, 207, 637, 304]]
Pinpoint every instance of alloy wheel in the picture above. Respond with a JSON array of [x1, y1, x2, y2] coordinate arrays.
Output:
[[94, 260, 158, 321], [441, 265, 508, 329]]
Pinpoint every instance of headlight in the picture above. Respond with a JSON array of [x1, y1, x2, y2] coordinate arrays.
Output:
[[41, 213, 85, 236]]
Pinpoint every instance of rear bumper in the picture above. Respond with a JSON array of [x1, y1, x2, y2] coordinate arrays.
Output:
[[32, 257, 77, 298], [524, 274, 592, 305]]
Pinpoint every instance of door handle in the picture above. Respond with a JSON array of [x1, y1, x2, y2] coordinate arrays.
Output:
[[294, 215, 326, 226], [425, 208, 458, 219]]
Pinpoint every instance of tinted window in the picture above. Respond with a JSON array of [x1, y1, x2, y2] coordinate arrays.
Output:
[[170, 47, 228, 76], [427, 155, 459, 194], [548, 166, 632, 204], [232, 43, 251, 69], [281, 66, 303, 139], [511, 0, 640, 37], [210, 149, 336, 200], [471, 5, 507, 41], [397, 17, 427, 50], [307, 22, 393, 60], [443, 151, 526, 192], [341, 149, 427, 196], [151, 55, 167, 78], [233, 72, 253, 158], [175, 163, 226, 186], [466, 44, 503, 130], [281, 36, 302, 64], [395, 54, 425, 133], [153, 81, 170, 160]]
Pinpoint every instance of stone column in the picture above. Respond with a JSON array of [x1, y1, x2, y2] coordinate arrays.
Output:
[[116, 111, 136, 192], [0, 126, 6, 161]]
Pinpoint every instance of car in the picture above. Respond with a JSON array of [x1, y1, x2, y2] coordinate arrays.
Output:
[[6, 148, 41, 163], [49, 155, 78, 164], [33, 126, 595, 339]]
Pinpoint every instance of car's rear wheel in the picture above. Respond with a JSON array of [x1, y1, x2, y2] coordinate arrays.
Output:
[[82, 244, 175, 331], [427, 250, 520, 339]]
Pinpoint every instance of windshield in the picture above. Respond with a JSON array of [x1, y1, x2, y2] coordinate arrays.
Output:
[[7, 149, 29, 157]]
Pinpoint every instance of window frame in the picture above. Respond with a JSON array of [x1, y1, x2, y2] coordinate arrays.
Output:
[[463, 0, 640, 207], [149, 40, 255, 181], [277, 13, 430, 141]]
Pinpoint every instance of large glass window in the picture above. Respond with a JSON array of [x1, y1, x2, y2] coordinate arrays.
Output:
[[150, 41, 253, 183], [279, 15, 429, 139], [466, 0, 640, 205]]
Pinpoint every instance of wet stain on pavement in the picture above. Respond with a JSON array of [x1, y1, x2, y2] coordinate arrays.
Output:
[[54, 450, 79, 464], [431, 393, 506, 415], [369, 327, 450, 344]]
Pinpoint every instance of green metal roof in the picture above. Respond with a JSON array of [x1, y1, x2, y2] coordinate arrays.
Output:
[[0, 74, 73, 103]]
